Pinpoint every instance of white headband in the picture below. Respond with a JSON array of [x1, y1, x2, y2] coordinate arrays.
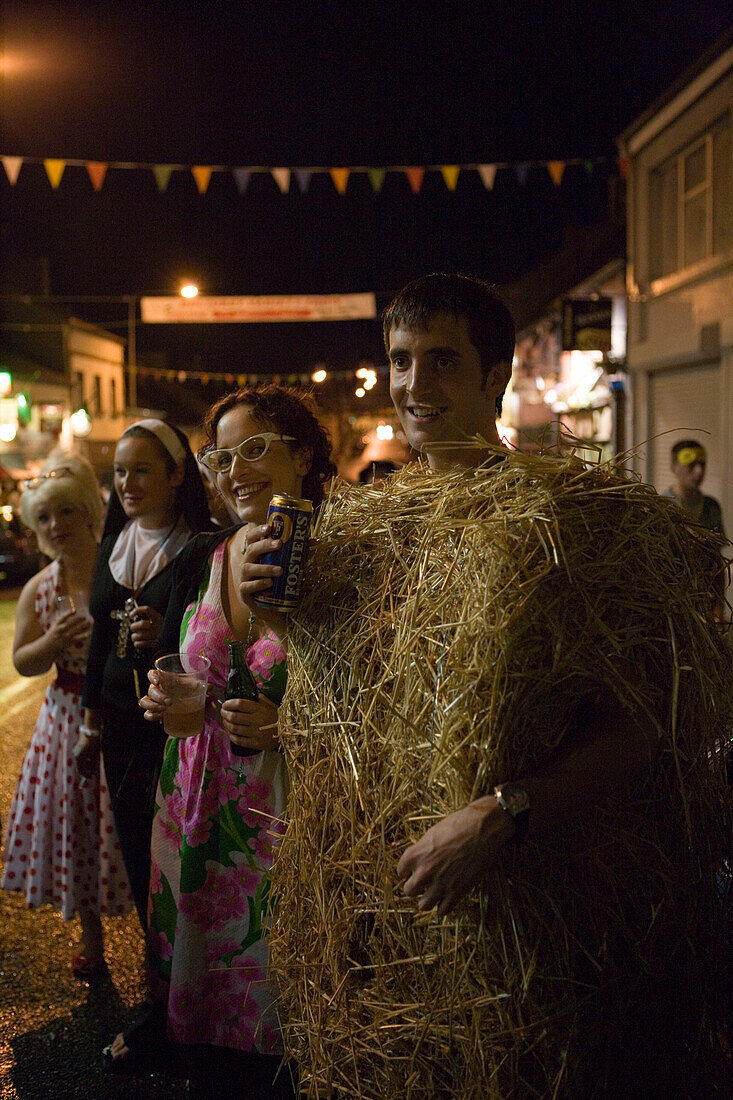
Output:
[[123, 419, 186, 465]]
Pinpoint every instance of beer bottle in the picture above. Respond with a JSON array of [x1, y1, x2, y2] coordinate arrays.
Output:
[[225, 640, 259, 758]]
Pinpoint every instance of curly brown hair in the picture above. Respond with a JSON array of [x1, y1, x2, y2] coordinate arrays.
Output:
[[199, 385, 336, 509]]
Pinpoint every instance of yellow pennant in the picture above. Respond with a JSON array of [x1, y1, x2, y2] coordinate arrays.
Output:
[[330, 168, 350, 194], [367, 168, 386, 192], [192, 166, 212, 194], [44, 159, 66, 188], [440, 165, 460, 191], [547, 161, 566, 187]]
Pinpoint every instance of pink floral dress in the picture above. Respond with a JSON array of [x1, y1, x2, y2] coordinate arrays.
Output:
[[1, 560, 132, 919], [147, 540, 288, 1053]]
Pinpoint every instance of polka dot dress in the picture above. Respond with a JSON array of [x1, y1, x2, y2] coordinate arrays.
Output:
[[1, 561, 133, 920]]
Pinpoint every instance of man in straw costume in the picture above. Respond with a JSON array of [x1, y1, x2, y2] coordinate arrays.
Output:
[[254, 274, 730, 1098]]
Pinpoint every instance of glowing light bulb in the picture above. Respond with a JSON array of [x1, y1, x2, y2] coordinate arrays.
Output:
[[355, 387, 365, 398], [180, 284, 199, 298], [312, 369, 327, 383]]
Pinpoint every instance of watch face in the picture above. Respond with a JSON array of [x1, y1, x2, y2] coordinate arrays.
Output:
[[497, 783, 529, 816]]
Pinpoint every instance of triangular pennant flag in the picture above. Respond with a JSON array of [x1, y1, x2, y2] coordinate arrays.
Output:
[[44, 159, 66, 189], [367, 168, 386, 193], [233, 168, 252, 194], [330, 168, 350, 195], [86, 162, 108, 191], [404, 167, 425, 194], [477, 164, 497, 189], [192, 166, 213, 194], [272, 168, 291, 193], [153, 165, 173, 192], [547, 161, 566, 187], [514, 163, 529, 186], [440, 165, 460, 191], [617, 156, 631, 181], [583, 160, 595, 178], [2, 156, 23, 185], [294, 169, 312, 192], [237, 374, 247, 386]]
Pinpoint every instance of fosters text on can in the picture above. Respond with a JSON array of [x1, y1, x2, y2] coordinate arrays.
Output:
[[253, 493, 313, 611]]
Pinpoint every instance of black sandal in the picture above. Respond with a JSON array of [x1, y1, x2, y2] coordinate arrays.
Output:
[[101, 998, 173, 1073]]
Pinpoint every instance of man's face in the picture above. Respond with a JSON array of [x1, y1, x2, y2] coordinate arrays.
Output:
[[673, 458, 706, 493], [388, 313, 507, 470]]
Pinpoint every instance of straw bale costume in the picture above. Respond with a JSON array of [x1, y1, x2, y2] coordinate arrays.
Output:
[[271, 452, 731, 1099]]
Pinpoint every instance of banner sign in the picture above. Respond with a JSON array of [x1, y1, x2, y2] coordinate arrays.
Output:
[[561, 299, 613, 352], [140, 293, 376, 323]]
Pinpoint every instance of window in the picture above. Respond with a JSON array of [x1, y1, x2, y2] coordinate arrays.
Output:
[[649, 112, 731, 280], [93, 375, 102, 415], [110, 377, 117, 416]]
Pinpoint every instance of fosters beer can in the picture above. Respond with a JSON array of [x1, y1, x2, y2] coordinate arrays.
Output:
[[253, 493, 313, 611]]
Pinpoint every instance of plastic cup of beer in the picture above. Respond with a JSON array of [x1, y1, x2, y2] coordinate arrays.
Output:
[[154, 653, 211, 739]]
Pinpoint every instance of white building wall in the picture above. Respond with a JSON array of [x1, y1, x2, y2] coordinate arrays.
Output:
[[66, 324, 126, 444]]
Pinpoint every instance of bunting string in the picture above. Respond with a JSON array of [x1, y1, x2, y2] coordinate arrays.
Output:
[[0, 154, 628, 194], [132, 363, 388, 386]]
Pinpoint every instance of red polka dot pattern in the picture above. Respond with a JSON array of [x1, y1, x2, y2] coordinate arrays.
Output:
[[1, 560, 134, 919]]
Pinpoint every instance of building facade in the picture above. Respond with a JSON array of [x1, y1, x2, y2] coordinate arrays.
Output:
[[618, 33, 733, 517]]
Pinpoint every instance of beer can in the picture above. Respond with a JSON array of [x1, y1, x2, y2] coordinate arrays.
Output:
[[253, 493, 313, 611]]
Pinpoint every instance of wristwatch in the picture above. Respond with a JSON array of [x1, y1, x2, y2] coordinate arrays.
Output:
[[493, 782, 530, 842]]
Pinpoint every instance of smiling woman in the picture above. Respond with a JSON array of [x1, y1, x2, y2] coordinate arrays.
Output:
[[109, 386, 334, 1088], [2, 454, 132, 978], [80, 420, 210, 929]]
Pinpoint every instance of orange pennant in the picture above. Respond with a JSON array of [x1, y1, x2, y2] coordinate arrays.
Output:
[[547, 161, 566, 187], [44, 159, 66, 189], [404, 167, 425, 194], [440, 165, 460, 191], [2, 156, 23, 185], [330, 168, 350, 195], [86, 162, 108, 191], [272, 168, 291, 194], [192, 166, 213, 194]]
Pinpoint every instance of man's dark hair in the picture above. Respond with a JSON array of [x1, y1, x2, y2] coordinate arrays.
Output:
[[382, 273, 516, 416], [671, 439, 704, 462]]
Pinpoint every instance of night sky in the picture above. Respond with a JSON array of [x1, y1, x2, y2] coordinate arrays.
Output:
[[1, 0, 730, 382]]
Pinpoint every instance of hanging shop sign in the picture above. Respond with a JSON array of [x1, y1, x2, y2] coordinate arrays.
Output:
[[561, 299, 613, 353], [140, 293, 377, 324]]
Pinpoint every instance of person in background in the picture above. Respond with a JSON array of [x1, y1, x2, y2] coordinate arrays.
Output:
[[103, 387, 334, 1097], [2, 456, 132, 977], [78, 420, 210, 927], [664, 439, 725, 534]]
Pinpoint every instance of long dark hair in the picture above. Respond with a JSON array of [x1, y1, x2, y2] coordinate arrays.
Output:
[[102, 423, 210, 541], [199, 385, 336, 509]]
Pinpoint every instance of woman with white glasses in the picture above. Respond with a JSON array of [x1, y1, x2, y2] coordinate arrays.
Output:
[[103, 387, 334, 1095], [2, 457, 132, 978]]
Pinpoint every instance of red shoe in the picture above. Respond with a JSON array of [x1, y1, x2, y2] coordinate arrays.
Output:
[[71, 954, 107, 979]]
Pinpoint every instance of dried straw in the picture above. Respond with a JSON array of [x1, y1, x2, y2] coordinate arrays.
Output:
[[271, 450, 731, 1098]]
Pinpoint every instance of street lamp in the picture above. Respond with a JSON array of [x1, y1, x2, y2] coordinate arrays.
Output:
[[180, 284, 199, 298], [70, 405, 92, 438]]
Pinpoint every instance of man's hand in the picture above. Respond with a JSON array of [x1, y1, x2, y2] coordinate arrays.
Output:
[[397, 795, 515, 917]]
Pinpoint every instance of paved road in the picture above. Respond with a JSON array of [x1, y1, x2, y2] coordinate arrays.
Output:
[[0, 588, 194, 1098]]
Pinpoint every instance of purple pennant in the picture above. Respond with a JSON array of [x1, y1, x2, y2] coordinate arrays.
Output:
[[294, 169, 312, 192], [233, 168, 252, 194], [514, 163, 529, 186]]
